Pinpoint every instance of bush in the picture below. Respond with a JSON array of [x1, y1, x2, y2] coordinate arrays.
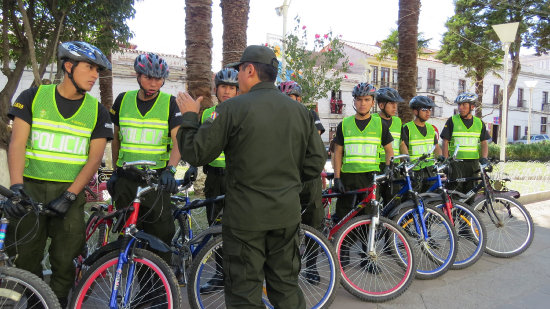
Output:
[[488, 142, 550, 161]]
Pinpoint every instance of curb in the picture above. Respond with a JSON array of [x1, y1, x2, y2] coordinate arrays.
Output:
[[518, 191, 550, 205]]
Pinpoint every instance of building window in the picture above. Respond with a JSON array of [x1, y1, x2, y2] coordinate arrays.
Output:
[[329, 123, 338, 141], [542, 117, 547, 134], [330, 90, 343, 114], [543, 91, 549, 104], [458, 79, 466, 93], [513, 125, 521, 141], [392, 69, 398, 88], [380, 67, 390, 87], [371, 66, 378, 86], [427, 68, 438, 91], [493, 84, 500, 105], [517, 88, 524, 107]]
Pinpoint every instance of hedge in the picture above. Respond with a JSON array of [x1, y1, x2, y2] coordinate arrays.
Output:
[[488, 142, 550, 161]]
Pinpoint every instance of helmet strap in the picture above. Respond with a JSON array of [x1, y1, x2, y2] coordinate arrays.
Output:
[[137, 76, 160, 98], [380, 103, 392, 119], [67, 62, 87, 95]]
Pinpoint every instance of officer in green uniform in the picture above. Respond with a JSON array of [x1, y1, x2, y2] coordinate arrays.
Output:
[[372, 87, 403, 203], [400, 96, 442, 191], [5, 41, 113, 306], [107, 53, 183, 263], [176, 45, 326, 309], [201, 68, 239, 225], [441, 92, 490, 193]]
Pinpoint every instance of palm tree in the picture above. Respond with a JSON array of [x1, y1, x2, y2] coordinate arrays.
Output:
[[220, 0, 249, 67], [185, 0, 214, 111], [397, 0, 420, 123]]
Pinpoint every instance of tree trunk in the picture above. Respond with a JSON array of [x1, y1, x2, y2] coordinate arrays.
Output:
[[220, 0, 249, 67], [474, 70, 484, 117], [99, 52, 113, 110], [0, 53, 30, 147], [31, 10, 66, 87], [397, 0, 420, 124], [16, 0, 41, 86], [185, 0, 213, 113]]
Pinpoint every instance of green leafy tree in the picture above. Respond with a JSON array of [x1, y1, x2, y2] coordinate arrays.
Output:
[[0, 0, 136, 147], [280, 17, 349, 107], [437, 0, 502, 117], [376, 29, 431, 61]]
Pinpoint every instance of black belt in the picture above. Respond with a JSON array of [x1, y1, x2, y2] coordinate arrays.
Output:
[[203, 165, 226, 176]]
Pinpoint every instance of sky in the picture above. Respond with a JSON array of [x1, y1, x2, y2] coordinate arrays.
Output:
[[127, 0, 456, 71]]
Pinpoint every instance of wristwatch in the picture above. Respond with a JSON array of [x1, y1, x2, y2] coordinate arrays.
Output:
[[167, 165, 177, 175], [64, 191, 77, 202]]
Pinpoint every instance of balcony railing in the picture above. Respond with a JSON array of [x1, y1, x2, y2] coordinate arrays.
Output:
[[416, 77, 422, 89], [330, 99, 345, 114], [517, 99, 526, 108], [380, 80, 390, 88], [432, 106, 443, 117], [427, 78, 440, 92], [542, 103, 550, 113]]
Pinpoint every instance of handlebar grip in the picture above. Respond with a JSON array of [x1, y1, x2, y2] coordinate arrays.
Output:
[[0, 185, 14, 199]]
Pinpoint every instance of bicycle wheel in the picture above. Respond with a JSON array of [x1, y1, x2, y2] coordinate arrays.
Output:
[[395, 204, 457, 279], [471, 194, 534, 258], [0, 266, 61, 308], [71, 248, 182, 308], [333, 215, 416, 302], [188, 225, 339, 309], [431, 201, 487, 269]]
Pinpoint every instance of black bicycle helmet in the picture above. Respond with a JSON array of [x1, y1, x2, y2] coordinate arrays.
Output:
[[134, 53, 169, 78], [278, 81, 302, 97], [58, 41, 112, 71], [455, 92, 478, 104], [352, 83, 376, 98], [215, 68, 239, 87], [375, 87, 404, 103], [409, 96, 436, 109]]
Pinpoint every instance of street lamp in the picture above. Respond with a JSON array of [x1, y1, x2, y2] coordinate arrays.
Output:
[[524, 80, 538, 144], [275, 0, 291, 81], [492, 22, 519, 162]]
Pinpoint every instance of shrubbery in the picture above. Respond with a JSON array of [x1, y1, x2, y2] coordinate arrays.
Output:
[[488, 142, 550, 161]]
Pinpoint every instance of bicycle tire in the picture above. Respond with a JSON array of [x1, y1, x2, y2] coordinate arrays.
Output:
[[70, 248, 182, 308], [394, 204, 457, 279], [333, 215, 416, 302], [0, 266, 61, 308], [187, 225, 339, 309], [430, 201, 487, 269], [471, 194, 534, 258]]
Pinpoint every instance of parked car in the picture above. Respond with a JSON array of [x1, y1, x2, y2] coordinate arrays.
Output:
[[513, 134, 550, 144]]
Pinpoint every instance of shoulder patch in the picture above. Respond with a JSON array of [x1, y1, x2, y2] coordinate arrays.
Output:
[[104, 123, 114, 129], [210, 111, 219, 120], [13, 102, 24, 109], [109, 108, 116, 115]]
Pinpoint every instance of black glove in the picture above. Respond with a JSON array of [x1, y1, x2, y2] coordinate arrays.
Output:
[[479, 157, 490, 166], [46, 191, 76, 217], [106, 171, 119, 198], [437, 155, 446, 162], [184, 166, 198, 183], [3, 184, 29, 219], [384, 166, 393, 179], [333, 178, 345, 193], [160, 169, 178, 193]]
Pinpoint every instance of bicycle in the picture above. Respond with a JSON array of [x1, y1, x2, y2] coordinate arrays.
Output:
[[187, 223, 339, 309], [70, 160, 183, 309], [320, 171, 417, 302], [0, 185, 62, 308], [447, 159, 534, 258]]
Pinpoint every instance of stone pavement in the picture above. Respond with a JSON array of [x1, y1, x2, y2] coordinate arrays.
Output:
[[330, 199, 550, 309]]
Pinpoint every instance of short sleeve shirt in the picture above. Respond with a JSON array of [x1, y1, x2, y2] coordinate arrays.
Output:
[[8, 86, 113, 140]]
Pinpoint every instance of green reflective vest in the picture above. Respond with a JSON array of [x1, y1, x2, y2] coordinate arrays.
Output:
[[450, 114, 482, 159], [201, 106, 225, 168], [341, 115, 381, 173], [406, 121, 435, 170], [117, 90, 171, 169], [24, 84, 97, 182], [372, 113, 401, 164]]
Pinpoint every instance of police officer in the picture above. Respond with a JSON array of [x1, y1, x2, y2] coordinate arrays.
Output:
[[278, 80, 325, 284], [441, 92, 490, 193], [202, 68, 239, 225], [176, 45, 326, 309], [6, 41, 113, 306], [400, 96, 442, 191], [107, 52, 182, 263], [373, 87, 403, 202], [332, 83, 394, 218]]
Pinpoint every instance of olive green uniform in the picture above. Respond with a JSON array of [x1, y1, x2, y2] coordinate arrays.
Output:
[[177, 81, 326, 309]]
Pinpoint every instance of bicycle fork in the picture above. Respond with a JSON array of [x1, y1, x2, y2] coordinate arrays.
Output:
[[367, 200, 380, 254]]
